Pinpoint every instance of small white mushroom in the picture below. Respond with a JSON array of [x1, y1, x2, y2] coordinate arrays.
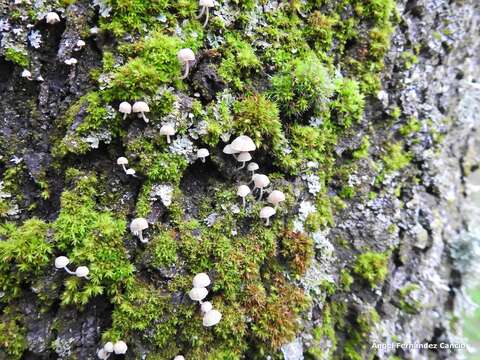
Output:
[[125, 168, 136, 177], [54, 256, 75, 274], [113, 341, 128, 355], [223, 144, 239, 159], [237, 185, 250, 208], [188, 287, 208, 302], [97, 348, 110, 360], [260, 206, 276, 226], [21, 69, 32, 80], [116, 157, 128, 173], [196, 0, 215, 27], [132, 101, 150, 123], [103, 342, 114, 353], [174, 356, 186, 360], [45, 12, 60, 24], [252, 174, 270, 201], [178, 48, 195, 79], [118, 102, 132, 120], [267, 190, 285, 209], [247, 162, 259, 176], [236, 151, 252, 170], [203, 309, 222, 327], [75, 39, 86, 49], [201, 301, 213, 313], [75, 266, 90, 279], [197, 148, 210, 163], [160, 124, 176, 144], [230, 135, 256, 153], [193, 272, 211, 288], [130, 218, 149, 243]]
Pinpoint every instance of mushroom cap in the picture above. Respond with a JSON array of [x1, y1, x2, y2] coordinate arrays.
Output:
[[197, 148, 210, 158], [174, 356, 186, 360], [177, 48, 195, 62], [237, 185, 250, 197], [188, 287, 208, 301], [75, 266, 90, 278], [117, 156, 128, 165], [130, 218, 148, 235], [76, 39, 86, 48], [160, 124, 176, 136], [260, 206, 276, 219], [132, 101, 150, 113], [55, 256, 70, 269], [236, 151, 252, 162], [253, 174, 270, 188], [201, 301, 213, 313], [192, 272, 211, 287], [65, 58, 78, 65], [45, 12, 60, 24], [118, 102, 131, 114], [230, 135, 256, 153], [103, 342, 114, 353], [267, 190, 286, 205], [21, 69, 32, 78], [125, 168, 136, 175], [247, 162, 259, 172], [97, 348, 109, 359], [113, 341, 128, 354], [203, 309, 222, 327], [199, 0, 214, 7], [223, 144, 239, 155]]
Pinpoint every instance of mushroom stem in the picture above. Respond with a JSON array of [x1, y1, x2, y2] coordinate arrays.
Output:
[[123, 113, 128, 120], [139, 232, 147, 243], [237, 161, 246, 170], [141, 112, 149, 123], [248, 177, 254, 185], [180, 62, 190, 80], [258, 188, 264, 201], [201, 157, 205, 163], [203, 7, 209, 27], [64, 266, 75, 275], [196, 6, 206, 19], [265, 218, 270, 226], [167, 135, 171, 144], [121, 164, 127, 173], [242, 197, 246, 208]]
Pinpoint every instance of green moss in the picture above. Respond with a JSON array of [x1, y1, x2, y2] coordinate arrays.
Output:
[[397, 283, 422, 314], [331, 78, 365, 128], [0, 307, 27, 359], [5, 48, 29, 68], [381, 142, 412, 174], [353, 251, 389, 288], [149, 229, 178, 267], [400, 51, 419, 69], [353, 136, 370, 159], [280, 230, 314, 276], [399, 117, 421, 136], [340, 268, 354, 291]]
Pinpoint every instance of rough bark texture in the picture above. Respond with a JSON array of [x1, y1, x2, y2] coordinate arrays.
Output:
[[0, 0, 479, 359]]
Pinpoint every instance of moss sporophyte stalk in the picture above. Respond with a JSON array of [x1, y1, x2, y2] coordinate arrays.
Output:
[[0, 0, 404, 358]]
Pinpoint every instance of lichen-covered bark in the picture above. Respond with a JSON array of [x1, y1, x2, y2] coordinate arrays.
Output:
[[0, 0, 479, 359]]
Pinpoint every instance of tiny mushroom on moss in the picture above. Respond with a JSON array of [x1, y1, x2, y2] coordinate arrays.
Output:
[[178, 48, 195, 79], [237, 185, 251, 207], [75, 266, 90, 279], [193, 272, 211, 287], [113, 341, 128, 355], [203, 309, 222, 327], [64, 58, 78, 66], [97, 348, 109, 360], [75, 39, 86, 50], [130, 217, 149, 243], [132, 101, 150, 123], [247, 162, 259, 176], [116, 157, 128, 173], [54, 256, 75, 274], [253, 174, 270, 201], [103, 342, 114, 353], [160, 124, 176, 144], [196, 0, 215, 27], [118, 102, 132, 119], [197, 148, 210, 163], [125, 168, 136, 177], [188, 287, 208, 302], [260, 206, 276, 226], [236, 151, 252, 170], [21, 69, 32, 80], [223, 144, 239, 159], [45, 11, 60, 24], [267, 190, 286, 208], [174, 356, 185, 360]]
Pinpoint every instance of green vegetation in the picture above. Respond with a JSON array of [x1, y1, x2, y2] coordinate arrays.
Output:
[[353, 251, 390, 288], [5, 48, 29, 67]]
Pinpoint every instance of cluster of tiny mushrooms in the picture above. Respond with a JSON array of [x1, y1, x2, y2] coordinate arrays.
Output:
[[47, 1, 292, 356], [97, 340, 128, 359]]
